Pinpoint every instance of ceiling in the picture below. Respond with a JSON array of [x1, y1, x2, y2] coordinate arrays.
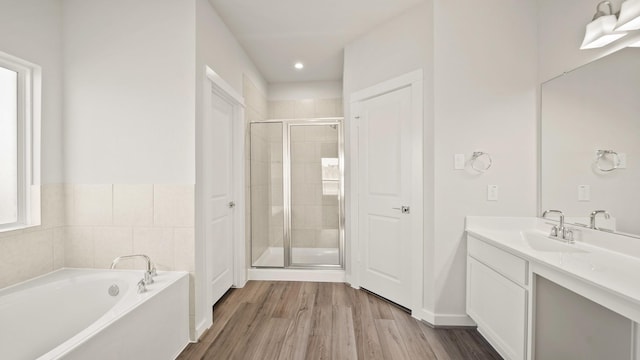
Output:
[[208, 0, 426, 83]]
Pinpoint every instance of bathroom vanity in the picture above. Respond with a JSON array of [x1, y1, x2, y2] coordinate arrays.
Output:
[[466, 216, 640, 360]]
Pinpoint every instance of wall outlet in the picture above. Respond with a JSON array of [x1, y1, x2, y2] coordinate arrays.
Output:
[[578, 185, 590, 201], [487, 185, 498, 201], [454, 154, 465, 170]]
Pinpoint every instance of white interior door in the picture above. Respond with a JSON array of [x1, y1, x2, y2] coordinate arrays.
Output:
[[356, 85, 413, 308], [205, 89, 235, 306]]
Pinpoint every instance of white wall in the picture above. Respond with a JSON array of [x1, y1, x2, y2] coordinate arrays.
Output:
[[63, 0, 196, 184], [432, 0, 538, 321], [345, 0, 538, 323], [194, 0, 267, 340], [343, 1, 436, 312], [538, 0, 640, 82], [0, 0, 63, 184], [195, 0, 266, 97]]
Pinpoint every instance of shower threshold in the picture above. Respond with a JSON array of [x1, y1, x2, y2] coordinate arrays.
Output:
[[253, 246, 340, 267]]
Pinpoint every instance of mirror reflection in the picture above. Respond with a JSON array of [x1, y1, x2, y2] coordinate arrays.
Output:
[[541, 48, 640, 237]]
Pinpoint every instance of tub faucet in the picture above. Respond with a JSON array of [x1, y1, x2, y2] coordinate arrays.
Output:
[[590, 210, 610, 230], [110, 254, 156, 285], [542, 210, 573, 242]]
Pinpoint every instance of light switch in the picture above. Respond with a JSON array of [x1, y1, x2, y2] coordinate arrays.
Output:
[[578, 185, 590, 201], [454, 154, 465, 170], [487, 185, 498, 201]]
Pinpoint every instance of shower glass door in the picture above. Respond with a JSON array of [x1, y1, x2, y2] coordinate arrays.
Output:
[[289, 123, 341, 266], [250, 122, 284, 267], [250, 119, 343, 269]]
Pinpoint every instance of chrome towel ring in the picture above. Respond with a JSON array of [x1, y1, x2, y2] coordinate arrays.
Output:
[[470, 151, 492, 173], [595, 149, 620, 172]]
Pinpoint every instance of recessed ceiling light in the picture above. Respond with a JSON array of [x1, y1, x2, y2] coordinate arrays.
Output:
[[294, 62, 304, 70]]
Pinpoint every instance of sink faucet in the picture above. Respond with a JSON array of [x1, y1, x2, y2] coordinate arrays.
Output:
[[589, 210, 610, 230], [542, 210, 573, 243], [110, 254, 157, 285]]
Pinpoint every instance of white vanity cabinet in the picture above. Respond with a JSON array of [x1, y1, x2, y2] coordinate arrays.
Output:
[[466, 235, 529, 360], [465, 217, 640, 360]]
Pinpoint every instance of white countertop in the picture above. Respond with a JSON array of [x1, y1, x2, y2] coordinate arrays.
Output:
[[466, 216, 640, 308]]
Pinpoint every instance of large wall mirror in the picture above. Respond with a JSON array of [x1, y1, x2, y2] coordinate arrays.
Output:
[[540, 47, 640, 238]]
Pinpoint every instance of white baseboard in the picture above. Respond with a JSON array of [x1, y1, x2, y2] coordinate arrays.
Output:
[[248, 268, 345, 282], [195, 317, 212, 342], [413, 308, 477, 327]]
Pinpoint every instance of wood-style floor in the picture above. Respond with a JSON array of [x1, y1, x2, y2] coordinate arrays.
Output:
[[177, 281, 502, 360]]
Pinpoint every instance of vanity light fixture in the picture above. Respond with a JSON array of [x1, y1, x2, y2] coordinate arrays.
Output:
[[580, 1, 627, 50], [616, 0, 640, 30], [294, 62, 304, 70]]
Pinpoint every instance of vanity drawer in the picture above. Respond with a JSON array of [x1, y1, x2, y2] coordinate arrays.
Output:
[[468, 235, 528, 286]]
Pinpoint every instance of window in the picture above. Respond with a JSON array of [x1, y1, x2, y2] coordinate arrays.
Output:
[[0, 51, 41, 230], [321, 157, 340, 196]]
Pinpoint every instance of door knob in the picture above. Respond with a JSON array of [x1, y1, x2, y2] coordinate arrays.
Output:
[[228, 201, 236, 208], [392, 206, 410, 214]]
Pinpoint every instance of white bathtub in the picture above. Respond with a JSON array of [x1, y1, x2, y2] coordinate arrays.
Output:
[[0, 268, 189, 360]]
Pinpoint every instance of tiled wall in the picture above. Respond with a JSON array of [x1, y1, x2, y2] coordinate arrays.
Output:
[[0, 184, 65, 289], [270, 98, 342, 250], [290, 125, 340, 249], [268, 98, 343, 120], [63, 184, 194, 272]]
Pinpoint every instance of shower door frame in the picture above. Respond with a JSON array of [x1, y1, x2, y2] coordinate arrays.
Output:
[[250, 117, 345, 270]]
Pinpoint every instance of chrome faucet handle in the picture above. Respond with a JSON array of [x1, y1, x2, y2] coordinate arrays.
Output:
[[143, 271, 154, 285], [563, 228, 575, 243], [549, 225, 559, 237], [137, 279, 147, 293]]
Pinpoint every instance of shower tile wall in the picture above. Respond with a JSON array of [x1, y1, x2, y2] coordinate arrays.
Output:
[[268, 98, 343, 120], [243, 76, 270, 264], [290, 126, 340, 249], [250, 123, 283, 264], [267, 97, 343, 254]]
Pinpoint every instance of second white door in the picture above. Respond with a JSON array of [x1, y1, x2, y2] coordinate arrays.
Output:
[[356, 85, 413, 309], [205, 89, 235, 306]]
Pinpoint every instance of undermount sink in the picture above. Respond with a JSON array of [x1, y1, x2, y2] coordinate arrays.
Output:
[[520, 231, 588, 253]]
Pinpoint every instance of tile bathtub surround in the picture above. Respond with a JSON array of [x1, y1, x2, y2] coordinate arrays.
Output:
[[63, 184, 195, 272], [0, 183, 196, 290], [0, 184, 66, 289], [63, 183, 197, 320]]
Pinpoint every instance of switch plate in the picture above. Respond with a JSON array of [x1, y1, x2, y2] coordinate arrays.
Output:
[[454, 154, 465, 170], [578, 185, 590, 201], [618, 153, 627, 169], [487, 185, 498, 201]]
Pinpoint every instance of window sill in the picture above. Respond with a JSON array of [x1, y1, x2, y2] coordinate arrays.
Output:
[[0, 222, 41, 235]]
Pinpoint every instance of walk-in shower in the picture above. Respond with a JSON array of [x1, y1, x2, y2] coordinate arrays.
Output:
[[250, 118, 344, 269]]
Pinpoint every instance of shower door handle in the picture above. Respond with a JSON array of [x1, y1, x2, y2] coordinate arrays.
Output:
[[392, 206, 410, 214], [228, 201, 236, 208]]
